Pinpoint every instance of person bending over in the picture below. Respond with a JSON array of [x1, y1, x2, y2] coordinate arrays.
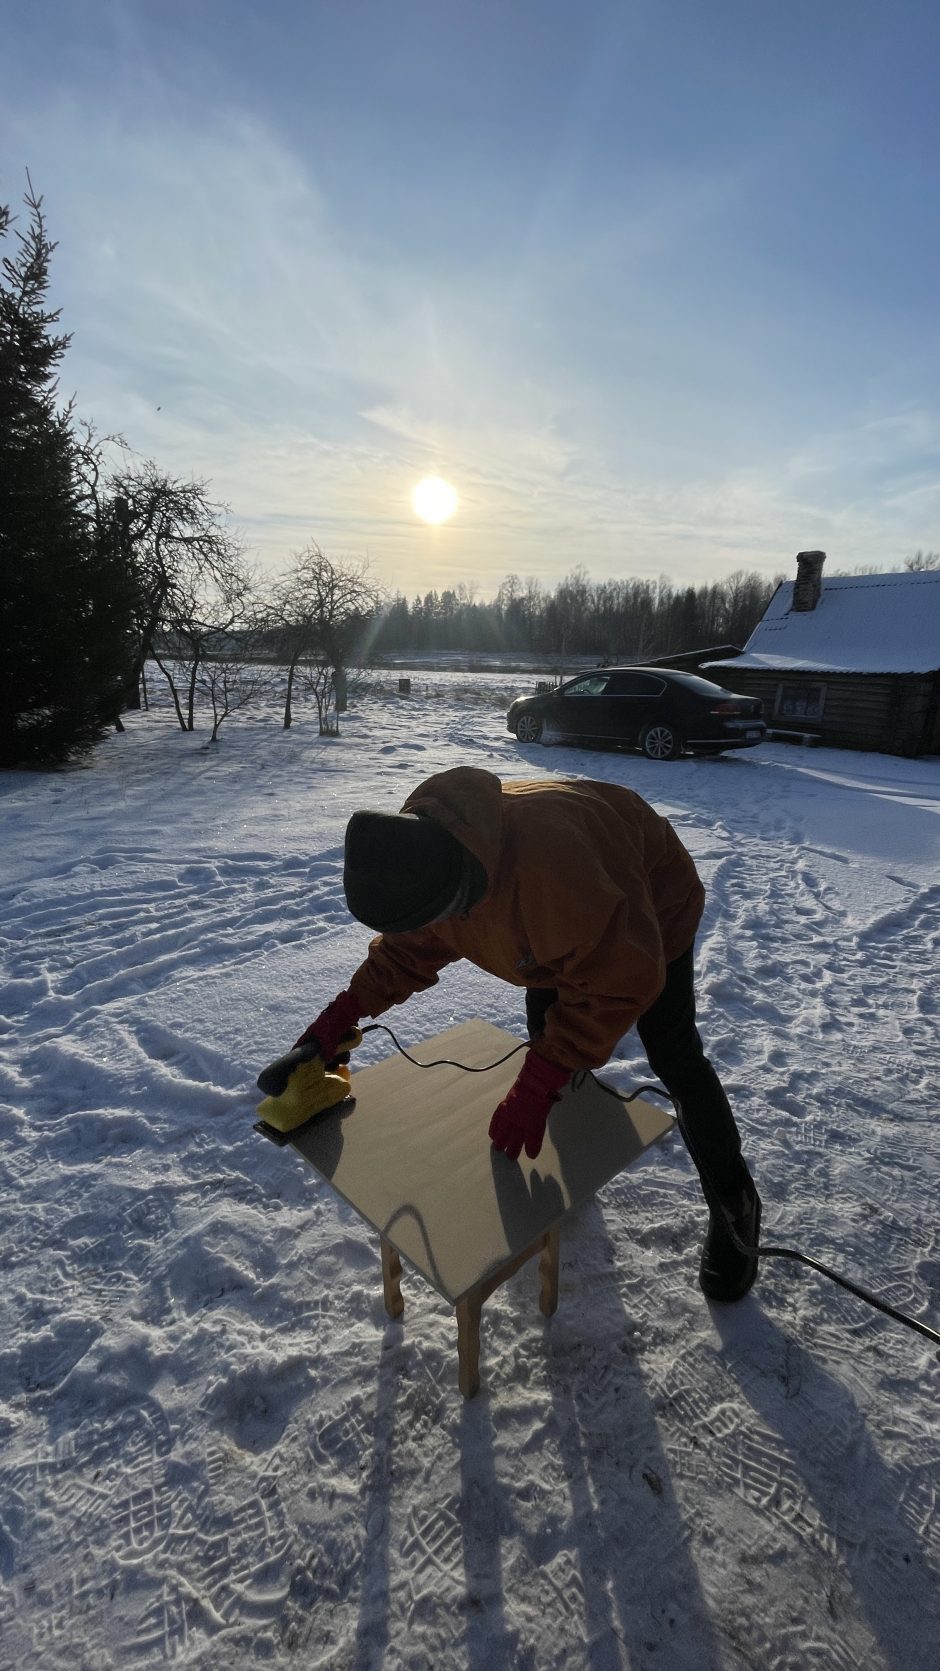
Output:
[[262, 766, 761, 1302]]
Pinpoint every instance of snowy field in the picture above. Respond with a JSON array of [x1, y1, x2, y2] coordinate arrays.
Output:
[[1, 668, 938, 1671]]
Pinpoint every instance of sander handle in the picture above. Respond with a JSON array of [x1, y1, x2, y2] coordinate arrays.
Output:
[[256, 1026, 363, 1097], [256, 1040, 322, 1098]]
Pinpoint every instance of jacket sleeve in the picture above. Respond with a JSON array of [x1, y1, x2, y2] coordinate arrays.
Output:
[[348, 927, 460, 1018], [522, 849, 668, 1070]]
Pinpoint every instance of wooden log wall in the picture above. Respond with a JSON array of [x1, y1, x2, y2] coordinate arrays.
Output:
[[712, 667, 938, 757]]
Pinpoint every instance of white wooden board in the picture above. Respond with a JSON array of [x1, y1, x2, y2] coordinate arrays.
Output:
[[287, 1019, 674, 1304]]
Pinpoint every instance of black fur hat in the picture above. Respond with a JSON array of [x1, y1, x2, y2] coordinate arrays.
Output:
[[343, 810, 479, 933]]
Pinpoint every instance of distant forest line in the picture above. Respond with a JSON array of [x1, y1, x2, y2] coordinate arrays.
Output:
[[369, 549, 939, 661], [370, 568, 781, 660]]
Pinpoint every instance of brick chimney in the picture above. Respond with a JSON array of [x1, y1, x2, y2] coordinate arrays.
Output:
[[792, 549, 826, 612]]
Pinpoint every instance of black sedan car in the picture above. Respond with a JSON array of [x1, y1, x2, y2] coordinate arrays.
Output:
[[507, 667, 766, 759]]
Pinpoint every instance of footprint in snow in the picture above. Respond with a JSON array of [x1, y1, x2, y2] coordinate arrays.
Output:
[[0, 1316, 102, 1394], [200, 1355, 314, 1453]]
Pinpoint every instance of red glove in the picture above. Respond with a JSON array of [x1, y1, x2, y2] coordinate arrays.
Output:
[[294, 989, 362, 1063], [488, 1050, 570, 1161]]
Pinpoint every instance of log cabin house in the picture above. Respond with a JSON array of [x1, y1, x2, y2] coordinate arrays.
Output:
[[704, 552, 940, 757]]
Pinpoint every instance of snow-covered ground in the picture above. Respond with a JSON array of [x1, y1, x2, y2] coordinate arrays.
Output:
[[1, 669, 938, 1671]]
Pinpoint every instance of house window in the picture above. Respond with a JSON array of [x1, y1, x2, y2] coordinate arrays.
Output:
[[774, 682, 826, 722]]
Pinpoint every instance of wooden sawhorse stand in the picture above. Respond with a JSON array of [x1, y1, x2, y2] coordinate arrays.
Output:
[[275, 1020, 673, 1400], [382, 1227, 560, 1398]]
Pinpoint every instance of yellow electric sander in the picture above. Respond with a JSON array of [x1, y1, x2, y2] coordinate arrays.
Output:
[[255, 1028, 363, 1136]]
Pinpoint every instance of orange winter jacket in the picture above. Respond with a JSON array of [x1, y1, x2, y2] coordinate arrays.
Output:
[[347, 767, 705, 1071]]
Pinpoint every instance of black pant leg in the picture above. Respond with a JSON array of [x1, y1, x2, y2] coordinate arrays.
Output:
[[636, 945, 746, 1196], [525, 986, 558, 1041]]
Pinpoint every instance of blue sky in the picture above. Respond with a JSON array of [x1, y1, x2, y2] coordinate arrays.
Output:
[[3, 0, 939, 597]]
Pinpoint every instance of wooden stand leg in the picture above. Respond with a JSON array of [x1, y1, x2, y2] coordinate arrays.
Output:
[[456, 1291, 483, 1398], [453, 1227, 563, 1397], [538, 1228, 560, 1318], [381, 1238, 404, 1319]]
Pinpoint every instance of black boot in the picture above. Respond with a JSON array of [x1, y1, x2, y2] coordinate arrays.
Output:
[[699, 1173, 762, 1302]]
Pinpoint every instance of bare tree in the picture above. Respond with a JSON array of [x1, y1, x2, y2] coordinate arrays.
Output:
[[905, 550, 940, 571], [156, 555, 257, 730], [296, 648, 341, 736], [496, 573, 524, 612], [267, 544, 382, 732], [74, 436, 249, 711], [195, 616, 273, 742], [549, 565, 592, 663]]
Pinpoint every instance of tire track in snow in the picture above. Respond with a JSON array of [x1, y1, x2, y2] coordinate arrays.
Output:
[[0, 848, 348, 1034], [0, 823, 354, 1663], [692, 795, 938, 1101], [661, 784, 939, 1372]]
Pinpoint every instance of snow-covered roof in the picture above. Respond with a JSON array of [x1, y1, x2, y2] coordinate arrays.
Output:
[[707, 570, 940, 675]]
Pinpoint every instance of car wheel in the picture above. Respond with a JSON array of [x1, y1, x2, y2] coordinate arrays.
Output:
[[641, 722, 682, 761], [515, 714, 544, 743]]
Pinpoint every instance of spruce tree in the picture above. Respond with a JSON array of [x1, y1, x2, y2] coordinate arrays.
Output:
[[0, 182, 135, 766]]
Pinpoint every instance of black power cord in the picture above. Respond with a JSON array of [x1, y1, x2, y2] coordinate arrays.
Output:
[[591, 1076, 940, 1354], [361, 1021, 527, 1073], [364, 1023, 940, 1355]]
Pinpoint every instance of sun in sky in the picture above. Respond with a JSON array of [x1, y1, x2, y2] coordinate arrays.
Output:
[[411, 476, 458, 525]]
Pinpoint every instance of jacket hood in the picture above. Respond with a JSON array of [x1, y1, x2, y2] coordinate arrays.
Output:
[[399, 767, 504, 888]]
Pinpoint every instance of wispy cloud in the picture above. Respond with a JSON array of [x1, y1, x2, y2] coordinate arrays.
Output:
[[3, 6, 940, 595]]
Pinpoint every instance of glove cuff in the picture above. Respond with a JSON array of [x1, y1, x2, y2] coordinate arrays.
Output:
[[329, 989, 362, 1029], [519, 1048, 570, 1096], [295, 989, 361, 1050]]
